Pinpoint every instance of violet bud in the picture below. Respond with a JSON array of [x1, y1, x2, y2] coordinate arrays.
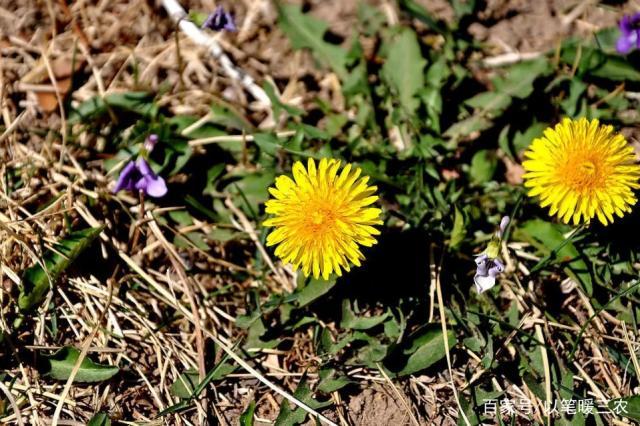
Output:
[[498, 216, 510, 238], [144, 134, 159, 152], [202, 6, 236, 32]]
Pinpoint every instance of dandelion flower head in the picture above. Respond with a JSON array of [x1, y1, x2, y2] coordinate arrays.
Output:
[[264, 158, 383, 280], [523, 118, 640, 225]]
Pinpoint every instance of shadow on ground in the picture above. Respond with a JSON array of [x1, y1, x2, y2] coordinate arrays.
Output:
[[311, 228, 432, 322]]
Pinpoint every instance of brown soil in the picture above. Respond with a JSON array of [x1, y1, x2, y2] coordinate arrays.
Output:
[[346, 385, 413, 426], [472, 0, 635, 52]]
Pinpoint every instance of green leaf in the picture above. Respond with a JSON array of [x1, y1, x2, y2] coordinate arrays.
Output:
[[492, 58, 552, 99], [449, 207, 466, 250], [396, 326, 456, 376], [608, 395, 640, 420], [44, 347, 119, 383], [518, 220, 593, 295], [443, 116, 492, 140], [341, 300, 389, 330], [559, 78, 587, 116], [169, 359, 238, 400], [277, 4, 347, 79], [244, 318, 279, 349], [512, 121, 548, 156], [357, 2, 386, 36], [561, 43, 640, 82], [227, 170, 276, 218], [87, 412, 111, 426], [209, 102, 255, 132], [69, 92, 157, 123], [295, 277, 337, 308], [275, 376, 332, 426], [253, 133, 313, 158], [451, 0, 476, 19], [469, 150, 497, 185], [19, 227, 103, 311], [317, 368, 351, 393], [174, 231, 209, 251], [464, 92, 512, 117], [397, 0, 447, 34], [355, 335, 389, 365], [461, 58, 551, 130], [382, 28, 426, 115], [240, 401, 256, 426], [170, 370, 199, 399], [522, 373, 546, 402], [593, 27, 621, 53], [163, 350, 236, 416], [263, 82, 304, 121]]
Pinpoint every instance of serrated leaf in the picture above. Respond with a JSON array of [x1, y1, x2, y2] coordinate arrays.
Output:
[[443, 116, 492, 140], [275, 376, 332, 426], [382, 28, 426, 115], [559, 78, 588, 116], [19, 227, 103, 311], [341, 300, 389, 330], [45, 347, 119, 383], [295, 277, 336, 308], [69, 92, 157, 123], [277, 4, 347, 79], [253, 133, 311, 158], [465, 92, 512, 116], [244, 318, 279, 349]]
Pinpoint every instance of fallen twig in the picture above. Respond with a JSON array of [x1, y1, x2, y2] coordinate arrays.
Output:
[[160, 0, 271, 107]]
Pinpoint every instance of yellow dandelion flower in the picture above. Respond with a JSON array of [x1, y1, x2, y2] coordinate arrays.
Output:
[[264, 158, 383, 280], [523, 117, 640, 226]]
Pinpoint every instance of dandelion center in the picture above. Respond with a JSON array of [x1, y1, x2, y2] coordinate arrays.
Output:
[[558, 155, 607, 191], [523, 118, 640, 225], [309, 206, 334, 228], [264, 158, 382, 280]]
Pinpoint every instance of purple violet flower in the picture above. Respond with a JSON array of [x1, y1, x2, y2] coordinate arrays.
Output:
[[201, 6, 236, 32], [474, 256, 504, 293], [113, 157, 167, 198], [472, 214, 511, 293], [617, 13, 640, 54]]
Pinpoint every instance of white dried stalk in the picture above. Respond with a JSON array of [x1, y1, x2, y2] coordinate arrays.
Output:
[[160, 0, 271, 107]]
